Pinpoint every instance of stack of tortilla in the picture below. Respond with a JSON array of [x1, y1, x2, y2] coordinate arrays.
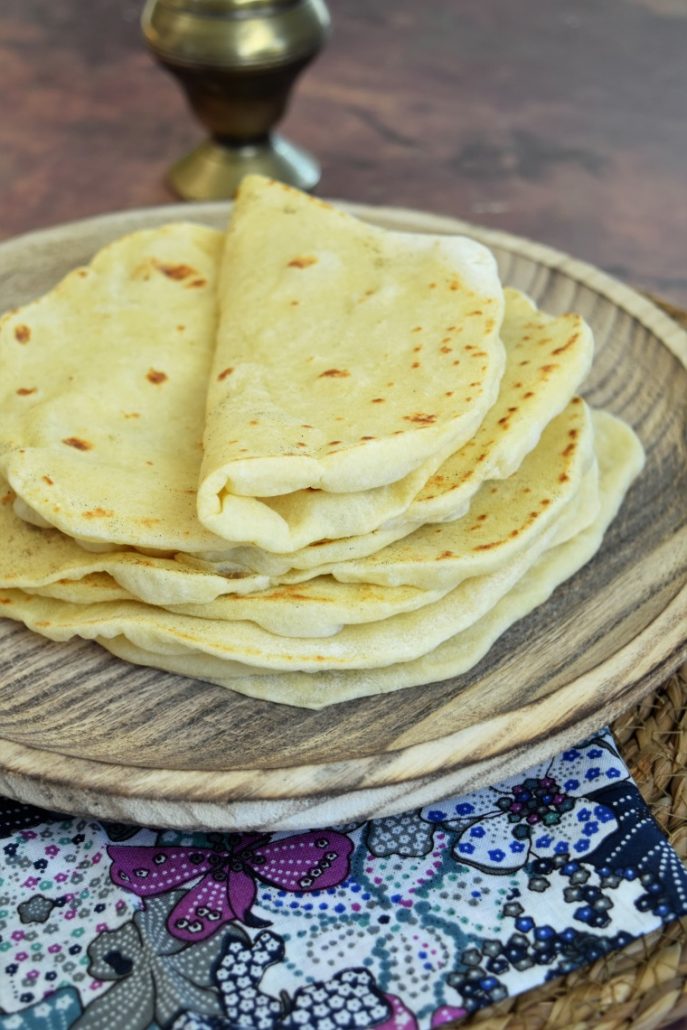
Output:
[[0, 176, 644, 708]]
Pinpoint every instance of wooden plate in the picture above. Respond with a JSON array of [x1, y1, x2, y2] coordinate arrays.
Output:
[[0, 203, 685, 831]]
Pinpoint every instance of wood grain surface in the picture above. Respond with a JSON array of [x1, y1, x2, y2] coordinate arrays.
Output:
[[0, 202, 684, 830], [0, 0, 686, 305]]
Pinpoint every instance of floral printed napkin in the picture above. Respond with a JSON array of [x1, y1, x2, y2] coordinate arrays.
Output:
[[1, 730, 686, 1029]]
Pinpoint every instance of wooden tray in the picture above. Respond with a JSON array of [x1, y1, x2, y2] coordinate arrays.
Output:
[[0, 202, 685, 831]]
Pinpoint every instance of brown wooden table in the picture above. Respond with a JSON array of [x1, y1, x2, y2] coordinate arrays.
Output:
[[0, 3, 685, 1027], [1, 0, 686, 306]]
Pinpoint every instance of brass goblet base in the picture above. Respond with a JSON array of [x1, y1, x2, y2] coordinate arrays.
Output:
[[168, 133, 321, 201]]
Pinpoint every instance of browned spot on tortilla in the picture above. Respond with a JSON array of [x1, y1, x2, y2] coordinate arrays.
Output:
[[562, 443, 577, 457], [123, 412, 140, 419], [445, 390, 454, 397], [188, 278, 207, 288], [328, 440, 342, 446], [35, 620, 50, 627], [301, 424, 313, 429], [541, 497, 552, 507], [62, 436, 92, 451], [371, 397, 385, 404], [156, 262, 196, 280], [452, 360, 461, 366], [440, 346, 452, 354], [1, 491, 14, 505], [84, 507, 113, 519], [42, 475, 54, 485], [540, 363, 559, 374], [413, 345, 423, 353], [249, 419, 259, 426], [498, 416, 510, 427], [177, 324, 185, 331], [569, 428, 579, 439], [518, 361, 531, 367], [145, 460, 155, 466], [411, 361, 421, 369], [522, 391, 535, 399], [311, 538, 333, 547], [437, 550, 454, 559], [508, 405, 518, 413], [403, 413, 437, 425], [468, 309, 483, 316], [319, 368, 350, 378], [449, 279, 461, 291], [473, 541, 499, 551], [464, 396, 473, 403], [14, 324, 31, 343], [77, 269, 88, 278], [428, 282, 437, 289], [16, 387, 36, 396], [218, 367, 234, 381], [412, 326, 423, 333], [559, 473, 570, 483], [305, 487, 320, 492], [0, 598, 12, 604], [484, 319, 495, 332], [139, 517, 160, 526], [146, 369, 167, 384], [223, 571, 249, 580], [552, 334, 579, 355], [290, 300, 300, 306], [361, 435, 376, 440], [288, 256, 317, 269], [296, 441, 307, 447]]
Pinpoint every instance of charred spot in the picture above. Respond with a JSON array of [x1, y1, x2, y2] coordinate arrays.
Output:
[[146, 369, 168, 384], [522, 391, 535, 399], [187, 278, 207, 288], [449, 279, 461, 291], [412, 326, 423, 333], [562, 443, 576, 457], [445, 390, 454, 397], [569, 428, 579, 439], [14, 324, 31, 343], [403, 413, 437, 425], [328, 440, 342, 446], [62, 437, 92, 451], [540, 363, 559, 374], [360, 435, 376, 440], [552, 334, 579, 355], [249, 419, 260, 426], [1, 491, 14, 506], [319, 369, 350, 378], [77, 269, 88, 278], [288, 256, 317, 269], [452, 360, 461, 366], [474, 541, 499, 551], [84, 508, 113, 519], [156, 262, 196, 280], [413, 345, 423, 353], [16, 387, 36, 396], [559, 473, 570, 483], [42, 475, 54, 485], [440, 346, 453, 354], [411, 361, 421, 369], [437, 550, 454, 559], [541, 497, 552, 507], [371, 397, 385, 404], [217, 367, 234, 381]]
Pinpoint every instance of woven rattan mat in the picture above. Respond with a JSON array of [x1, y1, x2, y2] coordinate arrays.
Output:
[[459, 294, 687, 1030]]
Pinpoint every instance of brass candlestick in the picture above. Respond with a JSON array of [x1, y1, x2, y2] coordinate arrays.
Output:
[[141, 0, 331, 200]]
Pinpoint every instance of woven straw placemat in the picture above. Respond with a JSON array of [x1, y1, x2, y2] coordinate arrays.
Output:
[[459, 295, 687, 1030]]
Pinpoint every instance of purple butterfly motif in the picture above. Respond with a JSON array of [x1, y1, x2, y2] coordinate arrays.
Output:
[[108, 829, 354, 942]]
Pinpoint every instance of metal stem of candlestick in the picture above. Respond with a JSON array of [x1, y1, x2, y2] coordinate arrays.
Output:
[[141, 0, 331, 200]]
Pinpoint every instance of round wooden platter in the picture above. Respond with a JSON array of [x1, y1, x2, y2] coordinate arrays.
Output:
[[0, 202, 685, 831]]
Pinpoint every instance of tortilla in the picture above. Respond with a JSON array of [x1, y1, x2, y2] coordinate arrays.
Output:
[[196, 175, 506, 548], [0, 224, 229, 553]]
